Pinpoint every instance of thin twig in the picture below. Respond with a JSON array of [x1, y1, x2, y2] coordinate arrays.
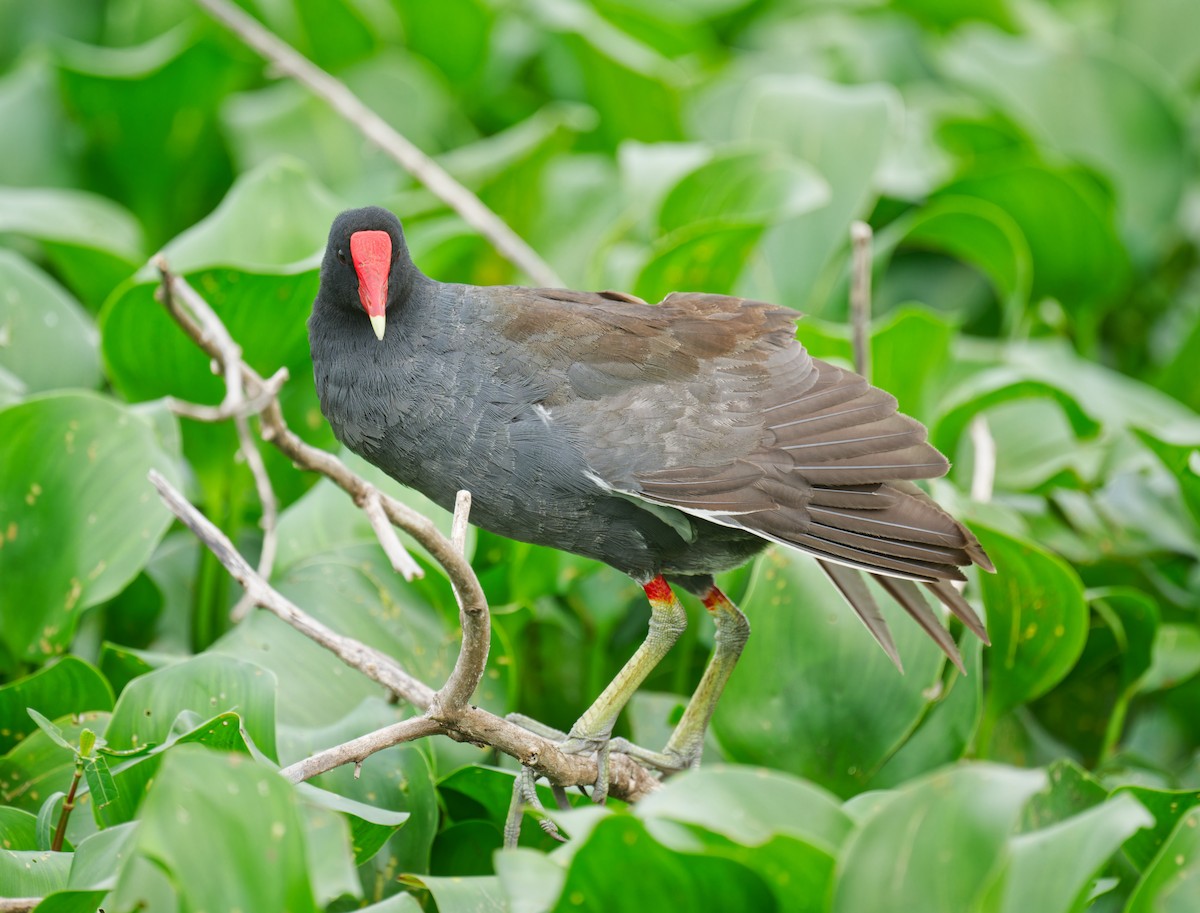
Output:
[[280, 716, 443, 782], [970, 415, 996, 503], [433, 488, 486, 714], [451, 489, 471, 556], [361, 488, 423, 581], [149, 470, 437, 708], [192, 0, 562, 288], [147, 469, 658, 800], [850, 220, 873, 381], [0, 901, 40, 913]]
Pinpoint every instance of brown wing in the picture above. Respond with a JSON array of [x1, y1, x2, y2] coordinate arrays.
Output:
[[496, 287, 991, 660]]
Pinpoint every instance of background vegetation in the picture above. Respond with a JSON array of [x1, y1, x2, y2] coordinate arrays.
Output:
[[1, 0, 1199, 909]]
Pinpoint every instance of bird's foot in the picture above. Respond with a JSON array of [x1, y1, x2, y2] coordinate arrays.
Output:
[[559, 731, 615, 805], [504, 765, 570, 849], [608, 737, 699, 775]]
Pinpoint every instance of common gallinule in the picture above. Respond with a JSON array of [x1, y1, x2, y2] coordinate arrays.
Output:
[[309, 206, 993, 793]]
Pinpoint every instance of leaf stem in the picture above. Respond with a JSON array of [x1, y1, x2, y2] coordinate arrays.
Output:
[[50, 761, 82, 852]]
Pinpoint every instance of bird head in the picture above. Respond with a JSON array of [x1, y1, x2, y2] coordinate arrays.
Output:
[[319, 207, 408, 341]]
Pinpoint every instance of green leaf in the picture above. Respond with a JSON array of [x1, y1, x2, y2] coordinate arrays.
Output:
[[82, 756, 117, 809], [296, 779, 409, 866], [1134, 428, 1200, 528], [1018, 759, 1108, 832], [832, 763, 1045, 913], [738, 76, 897, 312], [1136, 623, 1200, 693], [26, 709, 74, 752], [0, 848, 71, 898], [0, 711, 109, 825], [0, 58, 78, 187], [132, 746, 319, 913], [634, 222, 765, 303], [0, 656, 114, 754], [657, 148, 829, 234], [0, 391, 180, 662], [36, 791, 65, 851], [973, 525, 1088, 739], [712, 549, 947, 796], [104, 653, 277, 760], [943, 28, 1187, 261], [1126, 805, 1200, 911], [1115, 786, 1200, 871], [991, 792, 1151, 913], [0, 805, 38, 851], [0, 186, 143, 311], [0, 251, 101, 394], [547, 815, 777, 912], [400, 871, 510, 912]]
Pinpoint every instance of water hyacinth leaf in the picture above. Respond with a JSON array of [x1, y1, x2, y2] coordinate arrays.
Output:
[[0, 657, 113, 754], [992, 792, 1151, 913], [103, 653, 277, 760], [972, 525, 1088, 733], [0, 806, 38, 850], [713, 549, 944, 797], [133, 746, 319, 913], [738, 75, 897, 312], [0, 392, 180, 662], [1126, 805, 1200, 912], [0, 251, 101, 394], [832, 764, 1045, 913]]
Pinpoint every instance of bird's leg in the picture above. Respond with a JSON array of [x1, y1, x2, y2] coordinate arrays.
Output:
[[560, 575, 688, 802], [614, 584, 749, 772]]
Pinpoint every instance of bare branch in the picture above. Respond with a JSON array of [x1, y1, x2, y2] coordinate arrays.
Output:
[[147, 469, 658, 800], [451, 489, 472, 555], [970, 415, 996, 503], [0, 900, 40, 913], [280, 716, 444, 783], [149, 470, 436, 708], [361, 488, 424, 581], [192, 0, 562, 289], [849, 220, 873, 381]]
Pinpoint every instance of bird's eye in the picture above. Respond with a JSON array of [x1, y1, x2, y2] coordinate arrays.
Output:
[[337, 248, 347, 265]]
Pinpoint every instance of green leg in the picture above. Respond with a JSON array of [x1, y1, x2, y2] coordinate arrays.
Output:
[[561, 575, 687, 802], [617, 584, 750, 771]]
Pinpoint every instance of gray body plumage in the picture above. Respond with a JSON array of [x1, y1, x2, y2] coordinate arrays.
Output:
[[309, 207, 992, 672]]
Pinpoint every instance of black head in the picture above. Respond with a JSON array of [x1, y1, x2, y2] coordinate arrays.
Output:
[[316, 207, 415, 341]]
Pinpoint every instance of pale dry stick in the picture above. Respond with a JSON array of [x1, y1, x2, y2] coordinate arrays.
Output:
[[193, 0, 562, 288], [147, 470, 659, 799], [151, 261, 659, 800], [970, 415, 997, 504], [154, 256, 282, 621], [451, 489, 472, 555], [849, 221, 873, 381], [279, 716, 443, 783], [360, 488, 424, 581], [0, 900, 39, 913]]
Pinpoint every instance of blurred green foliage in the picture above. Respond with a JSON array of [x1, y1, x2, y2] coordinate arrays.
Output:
[[1, 0, 1199, 909]]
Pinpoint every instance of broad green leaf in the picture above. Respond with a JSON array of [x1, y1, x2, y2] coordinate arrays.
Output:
[[973, 525, 1088, 741], [25, 709, 74, 752], [301, 803, 360, 906], [870, 639, 984, 788], [1018, 759, 1108, 832], [496, 848, 566, 913], [943, 27, 1187, 262], [432, 819, 505, 876], [657, 149, 829, 234], [104, 653, 277, 760], [1134, 429, 1200, 528], [0, 849, 71, 897], [0, 251, 100, 394], [0, 806, 37, 850], [738, 76, 897, 312], [36, 791, 65, 851], [1115, 786, 1200, 872], [400, 872, 509, 912], [1113, 0, 1200, 88], [223, 51, 474, 200], [937, 164, 1128, 325], [392, 0, 494, 85], [0, 186, 143, 310], [0, 58, 78, 187], [635, 222, 765, 303], [82, 756, 117, 809], [132, 746, 319, 913], [637, 766, 852, 912], [0, 657, 113, 754], [713, 549, 946, 797], [0, 392, 180, 662], [56, 27, 256, 243], [546, 815, 776, 912], [1126, 805, 1200, 911], [878, 195, 1031, 326], [990, 792, 1151, 913], [832, 763, 1045, 913], [64, 820, 137, 889], [297, 777, 409, 866], [1137, 624, 1200, 693]]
